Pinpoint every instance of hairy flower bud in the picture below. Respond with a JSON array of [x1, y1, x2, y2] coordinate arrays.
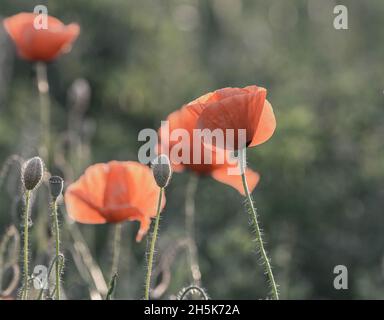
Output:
[[151, 154, 172, 188], [49, 176, 64, 200], [22, 157, 44, 191]]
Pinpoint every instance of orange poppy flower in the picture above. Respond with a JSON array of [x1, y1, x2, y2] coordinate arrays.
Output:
[[158, 100, 260, 195], [64, 161, 165, 242], [3, 12, 80, 62], [196, 86, 276, 150]]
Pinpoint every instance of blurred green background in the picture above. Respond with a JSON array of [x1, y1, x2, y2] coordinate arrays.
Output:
[[1, 0, 384, 299]]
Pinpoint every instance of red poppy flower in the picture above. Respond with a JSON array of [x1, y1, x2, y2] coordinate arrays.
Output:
[[3, 12, 80, 62], [196, 86, 276, 150], [158, 99, 260, 195], [64, 161, 165, 242]]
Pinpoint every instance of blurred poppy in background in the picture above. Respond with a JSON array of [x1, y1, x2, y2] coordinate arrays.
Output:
[[3, 12, 80, 62], [196, 86, 276, 150], [64, 161, 165, 242], [158, 97, 260, 195]]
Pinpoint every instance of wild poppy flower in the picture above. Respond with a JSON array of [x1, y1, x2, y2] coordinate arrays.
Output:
[[3, 12, 80, 62], [158, 100, 260, 195], [190, 86, 279, 299], [64, 161, 165, 242], [196, 86, 276, 150]]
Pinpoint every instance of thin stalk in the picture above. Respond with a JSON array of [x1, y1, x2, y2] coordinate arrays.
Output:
[[52, 200, 61, 300], [239, 148, 279, 300], [66, 219, 108, 299], [144, 188, 163, 300], [21, 190, 31, 300], [106, 273, 118, 300], [106, 223, 122, 300], [110, 224, 122, 278], [36, 62, 50, 165], [185, 175, 202, 285]]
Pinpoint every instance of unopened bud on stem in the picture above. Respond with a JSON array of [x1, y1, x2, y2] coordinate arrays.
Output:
[[22, 157, 44, 191], [151, 154, 172, 188], [49, 176, 64, 200]]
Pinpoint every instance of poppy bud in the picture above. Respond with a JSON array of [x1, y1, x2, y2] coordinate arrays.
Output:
[[49, 176, 64, 200], [151, 154, 172, 188], [68, 78, 91, 114], [22, 157, 44, 191]]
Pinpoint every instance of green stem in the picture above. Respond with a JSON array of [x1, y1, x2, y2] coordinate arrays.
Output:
[[144, 188, 163, 300], [106, 223, 122, 300], [110, 224, 122, 278], [239, 149, 279, 300], [21, 190, 31, 300], [52, 200, 61, 300], [185, 175, 201, 285], [106, 273, 118, 301]]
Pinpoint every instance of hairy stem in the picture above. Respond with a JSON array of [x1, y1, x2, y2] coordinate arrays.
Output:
[[52, 200, 61, 300], [21, 190, 31, 300], [239, 149, 279, 300], [144, 188, 163, 300], [185, 175, 201, 285]]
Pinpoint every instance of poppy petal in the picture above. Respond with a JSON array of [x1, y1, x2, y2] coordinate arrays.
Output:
[[158, 103, 201, 171], [197, 90, 267, 150], [3, 13, 79, 61], [65, 190, 106, 224], [19, 23, 80, 61], [121, 162, 166, 219], [64, 161, 165, 242], [211, 166, 260, 195], [135, 216, 152, 242], [64, 163, 109, 223], [249, 99, 276, 147], [103, 161, 165, 241], [187, 91, 218, 105]]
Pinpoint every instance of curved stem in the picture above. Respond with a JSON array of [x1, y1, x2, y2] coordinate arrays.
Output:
[[66, 219, 108, 299], [21, 190, 31, 300], [144, 188, 163, 300], [239, 149, 279, 300], [185, 175, 202, 285], [52, 200, 61, 300]]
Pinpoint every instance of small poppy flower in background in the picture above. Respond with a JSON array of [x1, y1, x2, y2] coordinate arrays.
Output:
[[196, 86, 276, 151], [3, 12, 80, 62], [158, 99, 260, 195], [64, 161, 166, 242]]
